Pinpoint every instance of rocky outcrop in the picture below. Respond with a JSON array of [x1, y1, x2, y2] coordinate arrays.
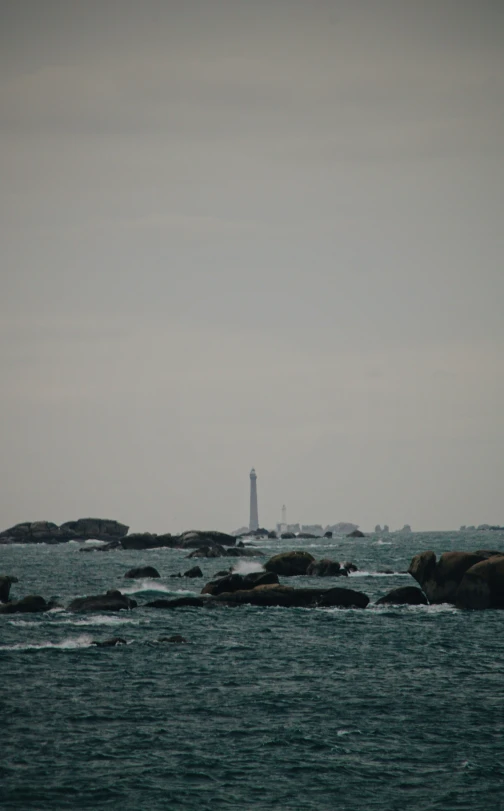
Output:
[[408, 551, 492, 604], [124, 566, 160, 579], [0, 595, 49, 614], [201, 571, 279, 596], [120, 533, 175, 550], [177, 530, 236, 549], [376, 586, 428, 606], [0, 575, 19, 603], [68, 590, 137, 612], [264, 551, 315, 576], [347, 529, 365, 538], [306, 559, 343, 577], [455, 556, 504, 609], [212, 584, 369, 609], [60, 518, 129, 540], [0, 518, 129, 544]]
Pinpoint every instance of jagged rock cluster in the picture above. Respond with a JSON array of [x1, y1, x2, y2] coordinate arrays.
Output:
[[408, 549, 504, 609]]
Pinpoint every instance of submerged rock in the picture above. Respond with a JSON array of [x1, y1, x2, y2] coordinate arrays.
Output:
[[376, 586, 428, 606], [92, 637, 127, 647], [68, 590, 137, 613], [264, 551, 315, 576], [124, 566, 160, 579], [145, 597, 205, 609], [158, 635, 189, 643]]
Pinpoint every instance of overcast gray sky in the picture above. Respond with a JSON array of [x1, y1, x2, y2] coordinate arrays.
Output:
[[1, 0, 503, 533]]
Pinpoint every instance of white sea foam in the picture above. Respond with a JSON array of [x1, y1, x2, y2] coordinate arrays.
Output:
[[7, 619, 40, 627], [232, 560, 265, 575], [120, 579, 173, 595], [56, 614, 145, 626], [0, 634, 95, 651], [350, 571, 409, 577]]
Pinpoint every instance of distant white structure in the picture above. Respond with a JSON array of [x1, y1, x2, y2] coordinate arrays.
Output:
[[249, 468, 259, 531]]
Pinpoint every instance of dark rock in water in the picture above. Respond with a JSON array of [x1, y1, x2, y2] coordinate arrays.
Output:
[[408, 550, 490, 604], [213, 584, 369, 609], [145, 597, 205, 609], [376, 586, 428, 606], [456, 555, 504, 610], [92, 637, 127, 647], [342, 562, 358, 573], [67, 590, 137, 613], [186, 544, 228, 558], [377, 569, 395, 574], [306, 559, 342, 577], [347, 530, 365, 538], [0, 575, 19, 603], [0, 595, 48, 614], [60, 518, 129, 540], [280, 532, 296, 539], [214, 569, 231, 578], [0, 521, 62, 544], [158, 635, 188, 644], [408, 551, 437, 587], [120, 533, 171, 550], [229, 546, 264, 557], [124, 566, 160, 579], [324, 531, 333, 539], [177, 530, 236, 549], [201, 571, 278, 596], [264, 551, 315, 576], [316, 587, 370, 609], [183, 566, 203, 578]]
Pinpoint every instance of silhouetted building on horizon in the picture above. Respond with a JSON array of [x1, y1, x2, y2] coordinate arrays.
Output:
[[249, 468, 259, 531]]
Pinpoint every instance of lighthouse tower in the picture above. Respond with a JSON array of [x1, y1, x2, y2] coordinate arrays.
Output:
[[249, 468, 259, 531]]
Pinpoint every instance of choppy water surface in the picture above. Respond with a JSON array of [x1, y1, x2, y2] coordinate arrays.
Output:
[[2, 532, 504, 810]]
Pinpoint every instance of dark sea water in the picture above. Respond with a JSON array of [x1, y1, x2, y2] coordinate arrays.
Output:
[[2, 531, 504, 811]]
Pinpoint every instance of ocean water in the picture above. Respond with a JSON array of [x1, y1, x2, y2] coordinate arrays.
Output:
[[1, 531, 504, 811]]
